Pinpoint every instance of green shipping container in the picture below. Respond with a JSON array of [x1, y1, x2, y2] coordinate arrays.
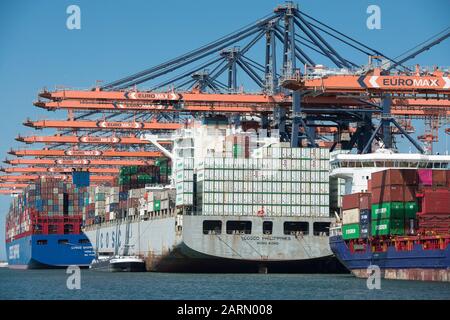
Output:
[[342, 223, 360, 240], [119, 167, 130, 176], [119, 176, 131, 185], [137, 174, 152, 183], [233, 144, 242, 158], [404, 202, 418, 219], [371, 219, 405, 236], [155, 158, 167, 167], [129, 166, 138, 175], [154, 200, 161, 211], [95, 193, 105, 201], [371, 202, 405, 220]]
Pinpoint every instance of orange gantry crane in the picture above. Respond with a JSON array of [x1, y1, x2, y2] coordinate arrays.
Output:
[[34, 88, 449, 114], [5, 158, 155, 166], [16, 134, 171, 145], [8, 149, 162, 158], [0, 189, 24, 194], [0, 183, 28, 189], [284, 66, 450, 94], [23, 119, 182, 130], [0, 175, 115, 182], [2, 3, 449, 192], [1, 167, 119, 174]]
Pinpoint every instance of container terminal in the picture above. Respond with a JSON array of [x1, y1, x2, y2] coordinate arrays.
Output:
[[1, 2, 449, 279]]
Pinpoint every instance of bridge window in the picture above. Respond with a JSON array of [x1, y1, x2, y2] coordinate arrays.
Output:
[[48, 225, 58, 234], [313, 222, 330, 236], [58, 239, 69, 245], [226, 221, 252, 235], [284, 222, 309, 236], [263, 221, 273, 235], [34, 224, 43, 234], [64, 224, 74, 234], [203, 220, 222, 235], [36, 240, 47, 245]]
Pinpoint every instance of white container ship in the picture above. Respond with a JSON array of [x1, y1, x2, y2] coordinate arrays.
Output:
[[82, 120, 345, 272]]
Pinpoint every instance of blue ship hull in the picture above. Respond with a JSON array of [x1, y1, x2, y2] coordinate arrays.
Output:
[[330, 235, 450, 281], [6, 234, 96, 269]]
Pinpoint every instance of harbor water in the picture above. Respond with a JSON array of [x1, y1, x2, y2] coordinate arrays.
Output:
[[0, 268, 449, 300]]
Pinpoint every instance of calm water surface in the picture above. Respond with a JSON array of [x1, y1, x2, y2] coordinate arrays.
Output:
[[0, 268, 449, 300]]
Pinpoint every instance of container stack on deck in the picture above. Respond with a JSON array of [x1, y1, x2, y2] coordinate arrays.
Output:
[[6, 177, 86, 240], [370, 169, 418, 237], [193, 143, 330, 217], [175, 158, 195, 207], [341, 192, 371, 240], [341, 168, 450, 239], [105, 187, 119, 221], [416, 170, 450, 235]]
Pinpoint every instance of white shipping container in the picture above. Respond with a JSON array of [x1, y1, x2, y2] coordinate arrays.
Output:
[[343, 208, 360, 224], [183, 194, 193, 205], [159, 200, 167, 210]]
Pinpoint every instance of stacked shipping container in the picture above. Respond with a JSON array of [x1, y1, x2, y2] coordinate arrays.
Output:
[[341, 168, 449, 240], [118, 162, 170, 192], [341, 193, 371, 240], [175, 158, 195, 206], [192, 145, 330, 217], [6, 177, 85, 240], [370, 169, 419, 237]]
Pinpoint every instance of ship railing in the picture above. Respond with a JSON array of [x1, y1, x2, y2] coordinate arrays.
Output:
[[86, 209, 176, 228]]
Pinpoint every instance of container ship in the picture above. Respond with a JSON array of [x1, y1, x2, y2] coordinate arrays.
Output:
[[330, 161, 450, 282], [5, 177, 95, 269], [82, 119, 345, 273]]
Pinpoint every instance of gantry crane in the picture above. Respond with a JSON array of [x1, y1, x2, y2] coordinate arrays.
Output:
[[1, 1, 449, 192]]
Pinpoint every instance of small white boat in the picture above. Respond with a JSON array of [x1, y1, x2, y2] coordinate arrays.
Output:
[[89, 255, 146, 272]]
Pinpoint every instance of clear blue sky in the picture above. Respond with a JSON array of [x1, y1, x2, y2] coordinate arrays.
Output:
[[0, 0, 449, 260]]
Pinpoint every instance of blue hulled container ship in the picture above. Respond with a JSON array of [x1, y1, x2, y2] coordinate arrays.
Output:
[[330, 233, 450, 282], [6, 233, 95, 269], [5, 177, 95, 269], [328, 153, 450, 282]]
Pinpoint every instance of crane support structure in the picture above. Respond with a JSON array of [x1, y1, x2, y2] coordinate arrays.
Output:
[[8, 149, 162, 158], [2, 2, 449, 187], [16, 135, 172, 145], [4, 158, 155, 166], [23, 119, 182, 130]]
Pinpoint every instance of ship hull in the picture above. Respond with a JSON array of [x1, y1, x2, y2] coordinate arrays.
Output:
[[83, 214, 346, 273], [6, 234, 96, 269], [330, 235, 450, 282]]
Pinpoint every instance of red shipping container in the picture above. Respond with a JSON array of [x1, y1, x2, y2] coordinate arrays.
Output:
[[432, 170, 447, 187], [342, 192, 371, 210], [404, 185, 417, 202], [371, 169, 418, 188], [371, 185, 405, 204], [417, 188, 450, 215]]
